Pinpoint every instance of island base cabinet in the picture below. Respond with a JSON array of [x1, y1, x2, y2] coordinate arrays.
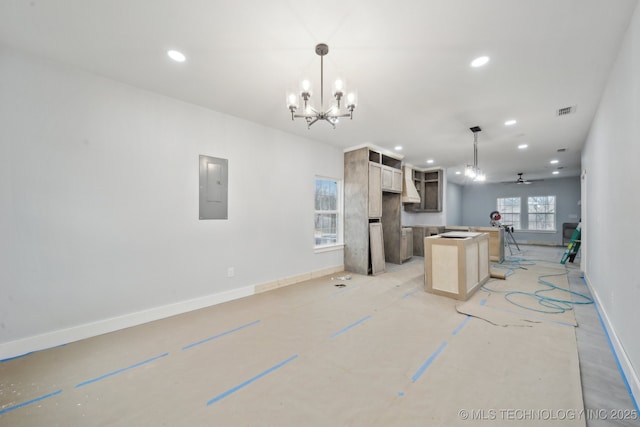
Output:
[[425, 232, 490, 300]]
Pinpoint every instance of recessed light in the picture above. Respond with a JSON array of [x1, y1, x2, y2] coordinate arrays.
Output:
[[455, 171, 461, 175], [518, 144, 528, 149], [550, 159, 559, 164], [552, 171, 560, 175], [426, 159, 434, 164], [167, 50, 186, 62], [471, 56, 490, 67], [395, 146, 402, 151], [504, 119, 517, 126]]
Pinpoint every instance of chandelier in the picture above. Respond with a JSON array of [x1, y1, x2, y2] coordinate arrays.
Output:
[[286, 44, 357, 129], [465, 126, 486, 182]]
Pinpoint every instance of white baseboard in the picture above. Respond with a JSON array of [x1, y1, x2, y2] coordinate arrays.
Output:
[[1, 265, 345, 361], [0, 284, 256, 361], [311, 264, 345, 279], [583, 273, 640, 410], [255, 264, 345, 293]]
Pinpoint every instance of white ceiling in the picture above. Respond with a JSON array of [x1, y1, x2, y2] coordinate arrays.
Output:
[[1, 0, 637, 184]]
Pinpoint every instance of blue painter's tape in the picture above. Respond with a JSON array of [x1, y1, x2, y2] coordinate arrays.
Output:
[[402, 289, 419, 299], [587, 278, 639, 413], [450, 298, 487, 336], [412, 341, 448, 383], [182, 319, 261, 350], [330, 315, 372, 338], [1, 344, 67, 363], [206, 354, 299, 406], [0, 351, 34, 363], [75, 352, 169, 388], [0, 389, 62, 415], [452, 316, 470, 336]]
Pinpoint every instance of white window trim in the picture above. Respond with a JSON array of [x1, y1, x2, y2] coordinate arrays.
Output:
[[497, 196, 522, 230], [314, 243, 345, 253], [527, 195, 557, 232], [314, 176, 344, 250]]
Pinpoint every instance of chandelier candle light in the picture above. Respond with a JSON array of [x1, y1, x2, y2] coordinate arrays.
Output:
[[287, 44, 357, 128], [465, 126, 486, 182]]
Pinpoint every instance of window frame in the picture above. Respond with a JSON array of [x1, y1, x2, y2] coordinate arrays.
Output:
[[496, 197, 522, 230], [527, 195, 557, 232], [314, 176, 343, 251]]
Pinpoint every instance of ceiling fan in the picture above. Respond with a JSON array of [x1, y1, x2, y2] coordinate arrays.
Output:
[[515, 172, 536, 184]]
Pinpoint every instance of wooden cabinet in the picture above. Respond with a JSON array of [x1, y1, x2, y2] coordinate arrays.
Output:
[[381, 165, 402, 193], [471, 227, 504, 262], [368, 162, 382, 218], [400, 227, 413, 262], [425, 232, 490, 300], [405, 168, 443, 212], [393, 169, 402, 192], [369, 223, 386, 275], [382, 192, 404, 264], [411, 225, 445, 256], [344, 147, 405, 275]]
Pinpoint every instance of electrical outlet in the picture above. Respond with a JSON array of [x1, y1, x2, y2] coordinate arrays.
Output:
[[227, 267, 235, 278]]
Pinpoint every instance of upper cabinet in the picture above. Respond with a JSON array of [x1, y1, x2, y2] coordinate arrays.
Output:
[[381, 166, 402, 193], [378, 153, 403, 193], [404, 168, 443, 212]]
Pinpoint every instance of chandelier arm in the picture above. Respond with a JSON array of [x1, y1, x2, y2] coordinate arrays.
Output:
[[320, 116, 336, 129], [329, 112, 353, 119], [306, 117, 320, 128], [293, 106, 320, 119]]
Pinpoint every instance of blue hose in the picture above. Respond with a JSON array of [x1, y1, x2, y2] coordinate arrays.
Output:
[[482, 258, 594, 314]]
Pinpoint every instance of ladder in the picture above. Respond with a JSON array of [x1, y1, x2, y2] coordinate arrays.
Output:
[[561, 222, 581, 264]]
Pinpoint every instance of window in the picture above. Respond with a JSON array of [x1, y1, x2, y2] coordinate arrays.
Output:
[[528, 195, 556, 231], [496, 197, 521, 230], [315, 177, 342, 248]]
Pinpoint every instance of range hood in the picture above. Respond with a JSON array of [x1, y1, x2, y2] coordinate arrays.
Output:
[[402, 166, 421, 204]]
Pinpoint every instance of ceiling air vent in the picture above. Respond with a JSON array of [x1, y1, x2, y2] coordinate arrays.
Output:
[[557, 148, 567, 152], [557, 105, 576, 116]]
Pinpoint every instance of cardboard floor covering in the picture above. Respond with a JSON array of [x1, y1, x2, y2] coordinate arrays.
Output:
[[458, 260, 580, 328], [1, 255, 586, 426]]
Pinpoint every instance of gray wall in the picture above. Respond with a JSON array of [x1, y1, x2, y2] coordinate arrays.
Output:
[[445, 182, 463, 226], [460, 177, 581, 245], [581, 2, 640, 401]]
